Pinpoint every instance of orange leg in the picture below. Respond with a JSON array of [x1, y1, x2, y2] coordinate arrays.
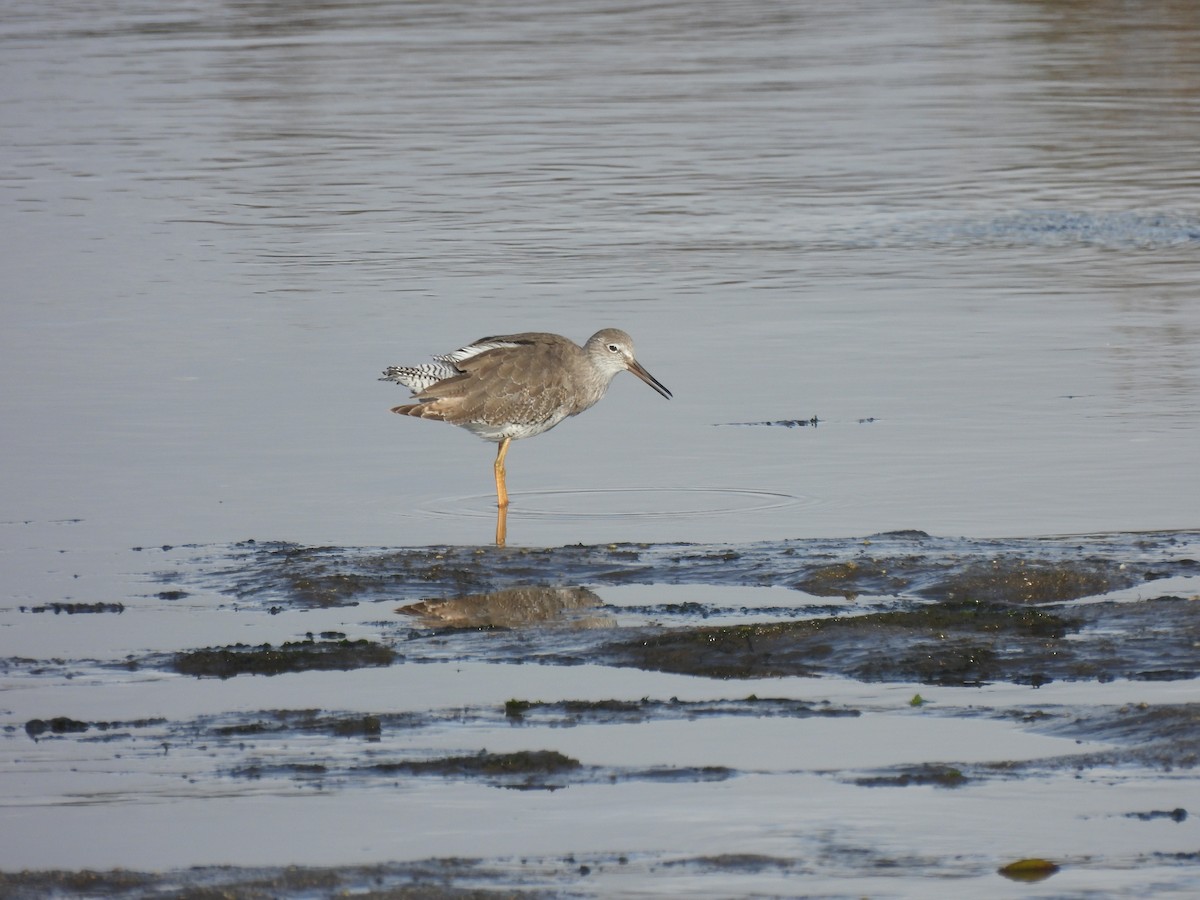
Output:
[[493, 437, 511, 510], [495, 504, 508, 548], [493, 437, 510, 547]]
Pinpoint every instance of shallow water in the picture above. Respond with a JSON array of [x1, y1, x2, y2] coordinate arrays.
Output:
[[2, 0, 1199, 894], [3, 0, 1199, 551]]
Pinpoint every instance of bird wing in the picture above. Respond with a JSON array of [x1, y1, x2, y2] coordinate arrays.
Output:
[[438, 337, 529, 366], [381, 335, 547, 392], [420, 335, 584, 428]]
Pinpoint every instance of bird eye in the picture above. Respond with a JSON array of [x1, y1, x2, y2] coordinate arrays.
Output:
[[607, 343, 620, 353]]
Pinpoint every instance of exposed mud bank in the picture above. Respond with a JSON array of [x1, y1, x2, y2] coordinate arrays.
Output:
[[208, 531, 1192, 611], [3, 531, 1198, 897], [180, 530, 1200, 688]]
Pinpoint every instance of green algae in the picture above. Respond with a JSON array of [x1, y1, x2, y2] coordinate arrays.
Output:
[[610, 599, 1078, 683], [173, 637, 395, 679]]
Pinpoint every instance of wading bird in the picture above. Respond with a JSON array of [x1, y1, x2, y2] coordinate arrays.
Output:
[[381, 329, 671, 544]]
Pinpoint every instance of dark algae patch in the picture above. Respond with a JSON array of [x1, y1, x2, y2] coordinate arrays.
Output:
[[21, 602, 125, 614], [24, 716, 168, 741], [501, 695, 860, 725], [605, 593, 1200, 686], [205, 532, 1180, 613], [1126, 808, 1188, 823], [376, 749, 580, 781], [24, 716, 89, 738], [167, 531, 1200, 686], [854, 764, 968, 788], [224, 745, 737, 792], [1034, 702, 1200, 769], [797, 553, 1134, 603], [720, 417, 821, 428], [173, 637, 394, 678], [210, 710, 385, 740], [923, 558, 1123, 604], [0, 863, 552, 899], [607, 599, 1081, 684], [359, 750, 732, 791]]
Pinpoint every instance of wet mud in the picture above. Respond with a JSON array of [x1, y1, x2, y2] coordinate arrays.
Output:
[[195, 531, 1199, 689], [182, 531, 1200, 782], [20, 601, 125, 615], [0, 865, 549, 900], [172, 635, 396, 678], [4, 530, 1199, 896], [607, 593, 1198, 685], [212, 530, 1184, 607]]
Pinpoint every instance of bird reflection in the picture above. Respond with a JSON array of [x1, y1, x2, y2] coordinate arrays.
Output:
[[396, 585, 611, 629]]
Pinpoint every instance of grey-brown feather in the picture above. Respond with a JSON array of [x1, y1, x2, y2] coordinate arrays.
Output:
[[383, 329, 660, 443]]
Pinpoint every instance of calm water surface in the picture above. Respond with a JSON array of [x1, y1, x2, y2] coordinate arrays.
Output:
[[2, 0, 1199, 889], [4, 0, 1198, 550]]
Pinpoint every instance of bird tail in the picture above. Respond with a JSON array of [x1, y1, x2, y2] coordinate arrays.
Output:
[[390, 402, 447, 421], [380, 362, 459, 392]]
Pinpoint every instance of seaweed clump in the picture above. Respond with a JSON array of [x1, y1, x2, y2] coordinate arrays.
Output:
[[174, 638, 394, 679], [611, 599, 1080, 685]]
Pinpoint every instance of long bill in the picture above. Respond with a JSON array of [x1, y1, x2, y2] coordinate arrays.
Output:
[[627, 360, 672, 399]]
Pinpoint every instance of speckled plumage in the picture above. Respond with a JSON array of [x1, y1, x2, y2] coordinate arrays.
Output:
[[381, 329, 671, 441]]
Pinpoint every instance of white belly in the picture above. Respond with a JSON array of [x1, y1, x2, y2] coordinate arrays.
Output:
[[461, 416, 567, 442]]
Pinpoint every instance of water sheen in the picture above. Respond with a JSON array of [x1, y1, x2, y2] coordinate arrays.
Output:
[[2, 0, 1199, 891], [3, 0, 1198, 548]]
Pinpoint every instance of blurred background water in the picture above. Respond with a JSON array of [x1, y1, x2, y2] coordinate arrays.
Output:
[[3, 2, 1200, 889], [3, 0, 1198, 556]]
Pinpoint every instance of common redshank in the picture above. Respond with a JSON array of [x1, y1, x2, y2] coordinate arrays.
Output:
[[381, 329, 671, 541]]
